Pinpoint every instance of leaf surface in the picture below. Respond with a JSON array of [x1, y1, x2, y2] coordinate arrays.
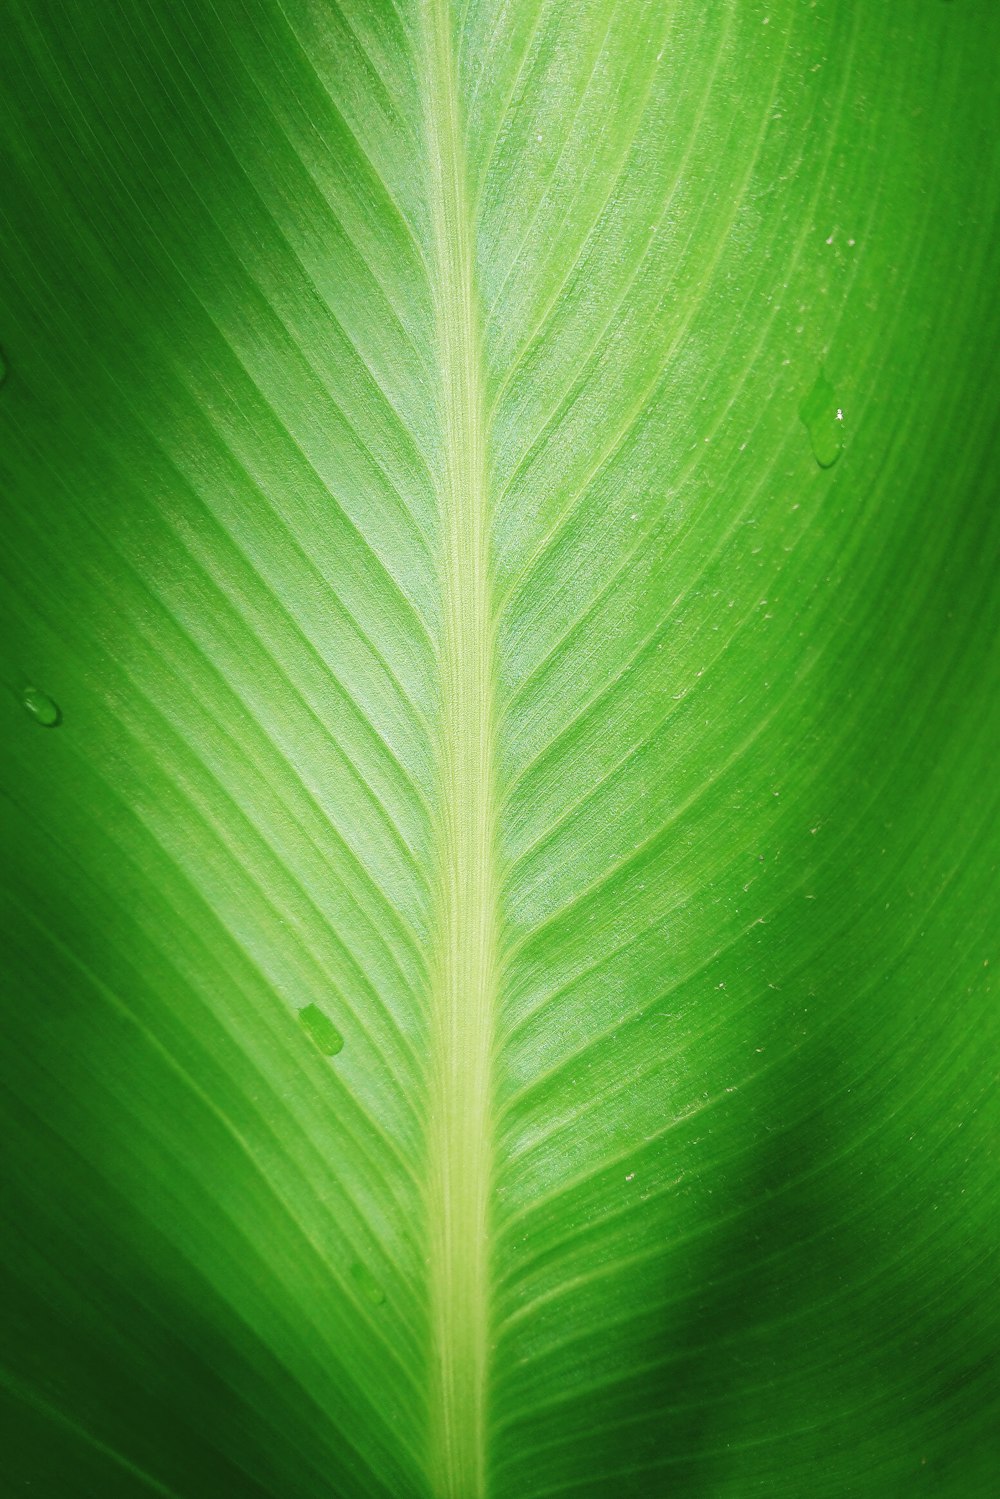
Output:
[[2, 2, 998, 1496]]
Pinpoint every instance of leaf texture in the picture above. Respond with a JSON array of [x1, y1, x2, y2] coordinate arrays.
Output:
[[1, 2, 999, 1497]]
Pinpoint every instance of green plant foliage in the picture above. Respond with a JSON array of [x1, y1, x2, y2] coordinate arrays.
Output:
[[2, 2, 998, 1495]]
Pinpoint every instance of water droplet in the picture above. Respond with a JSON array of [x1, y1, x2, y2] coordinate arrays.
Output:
[[298, 1002, 344, 1056], [350, 1261, 385, 1305], [799, 368, 843, 469], [22, 686, 61, 727], [0, 346, 7, 385]]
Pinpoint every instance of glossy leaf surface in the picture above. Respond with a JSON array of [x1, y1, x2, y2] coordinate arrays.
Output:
[[1, 2, 998, 1496]]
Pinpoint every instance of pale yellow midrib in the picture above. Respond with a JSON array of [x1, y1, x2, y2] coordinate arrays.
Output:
[[422, 5, 498, 1499]]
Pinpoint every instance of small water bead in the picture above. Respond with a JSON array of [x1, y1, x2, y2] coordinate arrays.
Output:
[[350, 1261, 386, 1306], [799, 368, 843, 469], [298, 1002, 344, 1056], [22, 686, 61, 727]]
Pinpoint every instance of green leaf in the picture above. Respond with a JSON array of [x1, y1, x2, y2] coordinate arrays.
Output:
[[2, 2, 998, 1496]]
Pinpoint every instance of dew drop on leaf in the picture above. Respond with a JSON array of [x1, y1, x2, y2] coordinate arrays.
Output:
[[22, 685, 61, 727], [799, 368, 843, 469], [350, 1261, 386, 1306], [298, 1001, 344, 1055]]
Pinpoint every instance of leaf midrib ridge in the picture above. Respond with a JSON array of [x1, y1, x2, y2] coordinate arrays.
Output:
[[421, 4, 498, 1497]]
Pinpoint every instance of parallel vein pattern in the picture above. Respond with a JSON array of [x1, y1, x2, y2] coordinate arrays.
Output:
[[2, 3, 999, 1499]]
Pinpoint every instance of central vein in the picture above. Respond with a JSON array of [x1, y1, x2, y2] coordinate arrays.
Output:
[[422, 5, 498, 1498]]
